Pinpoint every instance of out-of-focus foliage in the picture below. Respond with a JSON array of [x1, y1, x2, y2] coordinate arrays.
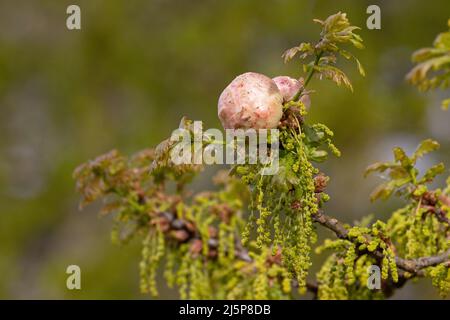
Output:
[[407, 19, 450, 109]]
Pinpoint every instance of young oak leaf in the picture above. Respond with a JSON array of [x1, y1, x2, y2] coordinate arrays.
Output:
[[370, 178, 411, 202], [283, 12, 364, 92]]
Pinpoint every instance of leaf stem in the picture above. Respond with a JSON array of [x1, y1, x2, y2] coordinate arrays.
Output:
[[292, 50, 323, 102]]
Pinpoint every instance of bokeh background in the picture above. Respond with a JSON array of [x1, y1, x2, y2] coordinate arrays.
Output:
[[1, 0, 449, 299]]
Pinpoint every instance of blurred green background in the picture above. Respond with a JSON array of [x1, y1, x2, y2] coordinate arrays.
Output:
[[0, 0, 449, 299]]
